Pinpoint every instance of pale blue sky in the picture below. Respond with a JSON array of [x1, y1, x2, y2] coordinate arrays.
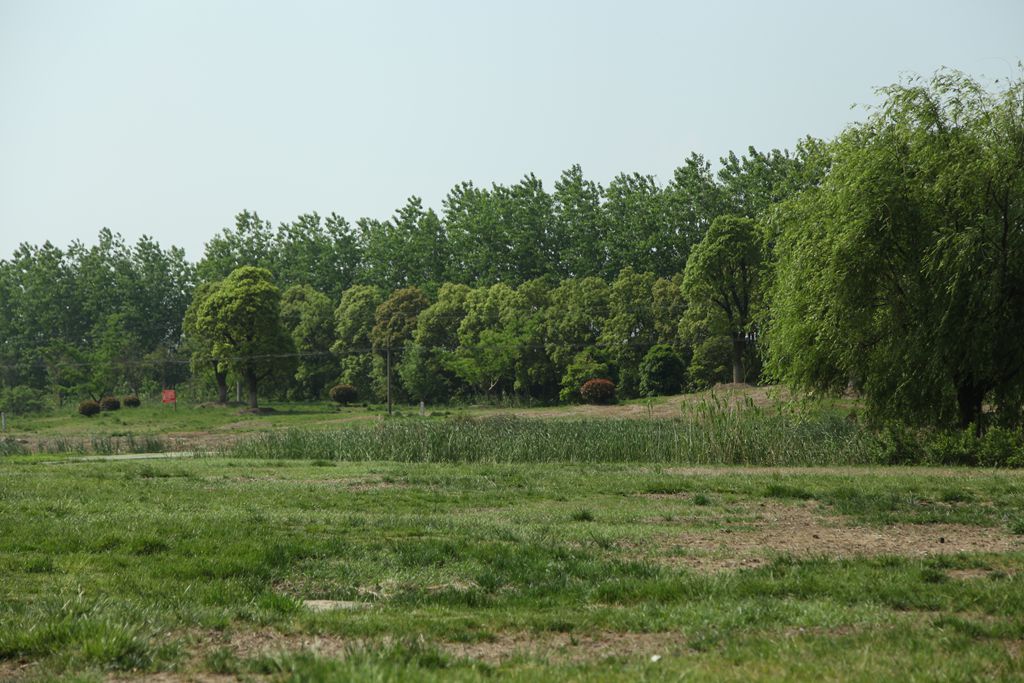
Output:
[[1, 0, 1021, 260]]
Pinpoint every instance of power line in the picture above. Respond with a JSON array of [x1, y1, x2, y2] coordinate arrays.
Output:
[[0, 338, 688, 372]]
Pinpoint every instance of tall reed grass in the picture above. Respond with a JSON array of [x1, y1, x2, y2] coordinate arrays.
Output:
[[224, 409, 882, 466], [0, 434, 172, 457]]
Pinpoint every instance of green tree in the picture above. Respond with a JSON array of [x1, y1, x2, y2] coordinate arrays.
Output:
[[359, 199, 449, 291], [275, 213, 362, 301], [639, 344, 686, 396], [599, 268, 658, 396], [400, 283, 472, 402], [545, 277, 610, 396], [183, 281, 230, 403], [443, 182, 500, 284], [664, 153, 727, 257], [652, 274, 687, 347], [370, 287, 430, 402], [766, 71, 1024, 429], [552, 165, 607, 278], [331, 284, 384, 402], [194, 267, 294, 409], [447, 284, 530, 396], [602, 173, 674, 277], [681, 216, 764, 384], [196, 211, 276, 283], [280, 284, 336, 399]]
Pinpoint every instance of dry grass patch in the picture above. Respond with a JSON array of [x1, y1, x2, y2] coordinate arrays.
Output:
[[651, 501, 1022, 572]]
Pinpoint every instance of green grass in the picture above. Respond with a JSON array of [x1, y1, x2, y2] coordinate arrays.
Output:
[[1, 457, 1023, 680], [1, 399, 380, 439]]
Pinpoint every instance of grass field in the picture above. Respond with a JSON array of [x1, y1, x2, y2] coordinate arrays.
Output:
[[2, 454, 1024, 681]]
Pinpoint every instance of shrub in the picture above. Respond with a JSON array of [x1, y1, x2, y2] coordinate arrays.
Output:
[[875, 421, 926, 465], [925, 429, 978, 466], [978, 427, 1024, 468], [123, 395, 141, 408], [79, 400, 101, 417], [580, 378, 616, 405], [0, 385, 49, 415], [100, 396, 121, 411], [639, 344, 686, 396], [329, 384, 358, 406]]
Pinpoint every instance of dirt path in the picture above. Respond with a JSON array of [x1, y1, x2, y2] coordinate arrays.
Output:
[[37, 451, 201, 465]]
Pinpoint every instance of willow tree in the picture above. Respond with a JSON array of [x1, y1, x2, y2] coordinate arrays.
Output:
[[766, 71, 1024, 429]]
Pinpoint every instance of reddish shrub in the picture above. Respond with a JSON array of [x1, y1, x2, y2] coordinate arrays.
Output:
[[580, 378, 616, 405], [100, 396, 121, 411]]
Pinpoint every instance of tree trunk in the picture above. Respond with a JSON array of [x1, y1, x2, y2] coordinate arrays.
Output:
[[212, 362, 228, 404], [245, 370, 259, 409], [956, 381, 986, 434], [731, 336, 746, 384]]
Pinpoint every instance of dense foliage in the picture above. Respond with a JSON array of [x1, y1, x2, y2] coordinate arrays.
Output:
[[766, 71, 1024, 429], [2, 69, 1019, 433]]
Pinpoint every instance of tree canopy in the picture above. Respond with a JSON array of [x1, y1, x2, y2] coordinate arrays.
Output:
[[766, 71, 1024, 429]]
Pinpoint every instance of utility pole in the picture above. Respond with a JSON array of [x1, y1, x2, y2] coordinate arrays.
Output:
[[386, 341, 393, 416]]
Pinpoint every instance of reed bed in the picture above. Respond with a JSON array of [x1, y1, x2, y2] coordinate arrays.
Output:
[[224, 410, 882, 466], [0, 434, 172, 457]]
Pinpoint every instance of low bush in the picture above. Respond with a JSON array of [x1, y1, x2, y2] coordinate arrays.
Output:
[[78, 400, 101, 417], [924, 429, 978, 466], [100, 396, 121, 411], [0, 385, 49, 415], [580, 378, 616, 405], [123, 395, 141, 408], [923, 425, 1024, 468], [329, 384, 358, 406]]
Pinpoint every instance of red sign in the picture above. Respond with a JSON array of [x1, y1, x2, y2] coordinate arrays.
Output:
[[162, 389, 177, 404]]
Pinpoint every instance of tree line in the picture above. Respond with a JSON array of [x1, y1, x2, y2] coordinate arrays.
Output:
[[1, 70, 1021, 430]]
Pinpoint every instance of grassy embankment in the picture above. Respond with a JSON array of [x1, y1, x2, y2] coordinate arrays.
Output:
[[2, 455, 1023, 681]]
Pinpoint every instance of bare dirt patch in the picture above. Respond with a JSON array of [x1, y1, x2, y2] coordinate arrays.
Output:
[[448, 631, 688, 664], [108, 673, 239, 683], [660, 465, 1024, 478], [221, 629, 354, 660], [343, 479, 411, 492], [0, 658, 34, 682], [211, 420, 264, 431], [946, 568, 1010, 581], [651, 501, 1022, 572], [303, 599, 372, 612], [197, 628, 689, 665]]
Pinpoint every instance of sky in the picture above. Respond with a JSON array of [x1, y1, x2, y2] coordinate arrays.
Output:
[[1, 0, 1021, 261]]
